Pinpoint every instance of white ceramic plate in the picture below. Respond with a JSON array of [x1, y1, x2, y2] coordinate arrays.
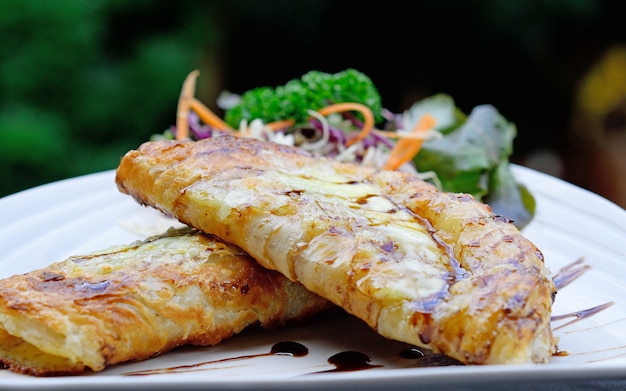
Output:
[[0, 166, 625, 390]]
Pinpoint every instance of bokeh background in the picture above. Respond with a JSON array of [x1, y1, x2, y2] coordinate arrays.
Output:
[[2, 0, 625, 208]]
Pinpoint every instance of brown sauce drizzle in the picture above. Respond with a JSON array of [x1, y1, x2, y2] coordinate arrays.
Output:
[[379, 194, 469, 283], [123, 257, 615, 377], [551, 302, 615, 331], [123, 341, 308, 376], [550, 258, 614, 342], [552, 257, 591, 290]]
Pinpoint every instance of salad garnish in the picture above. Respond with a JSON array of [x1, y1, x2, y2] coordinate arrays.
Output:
[[156, 69, 535, 227]]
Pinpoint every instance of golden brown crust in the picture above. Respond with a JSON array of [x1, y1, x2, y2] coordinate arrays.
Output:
[[368, 171, 557, 363], [115, 136, 557, 365], [0, 227, 332, 376]]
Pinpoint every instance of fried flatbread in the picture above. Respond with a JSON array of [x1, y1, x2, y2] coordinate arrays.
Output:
[[0, 227, 332, 376], [116, 136, 557, 365]]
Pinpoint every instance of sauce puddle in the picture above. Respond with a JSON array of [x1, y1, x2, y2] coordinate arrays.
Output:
[[309, 351, 382, 374], [397, 348, 463, 367]]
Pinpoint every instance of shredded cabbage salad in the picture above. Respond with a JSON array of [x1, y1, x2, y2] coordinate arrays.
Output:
[[154, 69, 536, 227]]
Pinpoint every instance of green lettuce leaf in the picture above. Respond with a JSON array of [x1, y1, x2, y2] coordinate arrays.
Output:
[[411, 96, 535, 228]]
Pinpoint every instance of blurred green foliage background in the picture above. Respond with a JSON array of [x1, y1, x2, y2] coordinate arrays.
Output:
[[2, 0, 625, 206]]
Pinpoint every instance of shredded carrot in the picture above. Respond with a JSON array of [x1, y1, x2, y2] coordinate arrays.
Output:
[[372, 129, 432, 140], [383, 114, 436, 170], [316, 103, 374, 146], [189, 98, 233, 132], [176, 70, 235, 140], [176, 70, 200, 140], [266, 119, 295, 131]]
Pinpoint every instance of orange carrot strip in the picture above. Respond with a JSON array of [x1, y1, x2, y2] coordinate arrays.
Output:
[[383, 114, 436, 171], [316, 103, 374, 146], [189, 98, 233, 132], [372, 129, 433, 140], [266, 119, 295, 131], [176, 70, 200, 140]]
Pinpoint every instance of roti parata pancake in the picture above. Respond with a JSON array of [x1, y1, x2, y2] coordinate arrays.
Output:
[[0, 227, 332, 375], [116, 136, 557, 365]]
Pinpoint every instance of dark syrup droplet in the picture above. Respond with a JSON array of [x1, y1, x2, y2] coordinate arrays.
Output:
[[270, 341, 308, 357], [399, 347, 425, 359], [326, 351, 382, 372]]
